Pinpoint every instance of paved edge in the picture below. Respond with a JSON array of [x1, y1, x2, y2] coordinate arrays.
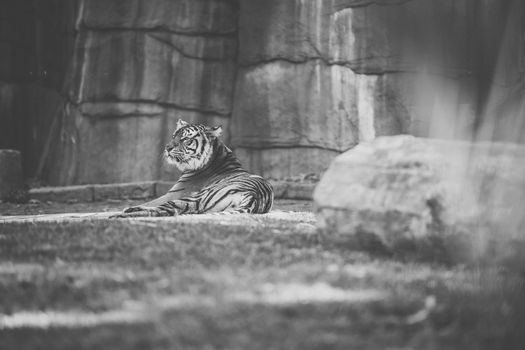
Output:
[[27, 181, 316, 203]]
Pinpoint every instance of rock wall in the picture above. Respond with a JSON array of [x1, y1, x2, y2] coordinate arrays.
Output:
[[231, 0, 510, 178], [1, 0, 524, 184], [57, 0, 238, 184]]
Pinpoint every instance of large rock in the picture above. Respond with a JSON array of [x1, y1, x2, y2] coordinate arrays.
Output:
[[314, 135, 525, 266]]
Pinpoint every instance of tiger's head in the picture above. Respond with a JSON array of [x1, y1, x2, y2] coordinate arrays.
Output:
[[165, 119, 223, 172]]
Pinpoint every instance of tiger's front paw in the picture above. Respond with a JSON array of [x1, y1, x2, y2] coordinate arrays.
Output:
[[110, 206, 170, 218], [123, 205, 156, 213]]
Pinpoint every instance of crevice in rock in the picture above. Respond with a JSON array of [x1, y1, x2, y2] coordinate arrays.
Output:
[[238, 56, 350, 70], [80, 25, 237, 38], [331, 0, 416, 12], [74, 99, 232, 118], [238, 56, 472, 77], [145, 34, 234, 63]]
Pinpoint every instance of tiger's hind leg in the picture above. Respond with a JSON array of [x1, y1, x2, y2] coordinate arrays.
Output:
[[211, 193, 259, 215]]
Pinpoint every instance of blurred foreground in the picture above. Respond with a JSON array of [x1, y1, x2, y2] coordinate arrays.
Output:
[[1, 199, 524, 349]]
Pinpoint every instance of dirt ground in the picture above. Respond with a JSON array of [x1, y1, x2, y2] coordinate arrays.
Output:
[[1, 199, 524, 349]]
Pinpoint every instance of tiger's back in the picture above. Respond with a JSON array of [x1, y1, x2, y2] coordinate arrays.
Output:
[[193, 173, 273, 214]]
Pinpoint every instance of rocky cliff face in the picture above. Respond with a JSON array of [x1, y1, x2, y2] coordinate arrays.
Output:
[[61, 0, 238, 184], [231, 0, 524, 177], [1, 0, 523, 184]]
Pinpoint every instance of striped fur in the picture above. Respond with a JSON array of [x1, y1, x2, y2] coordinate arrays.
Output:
[[113, 119, 273, 218]]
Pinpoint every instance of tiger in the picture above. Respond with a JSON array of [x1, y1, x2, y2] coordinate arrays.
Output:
[[112, 119, 273, 218]]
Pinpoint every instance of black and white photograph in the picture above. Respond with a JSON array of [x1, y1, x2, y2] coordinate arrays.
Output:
[[0, 0, 524, 349]]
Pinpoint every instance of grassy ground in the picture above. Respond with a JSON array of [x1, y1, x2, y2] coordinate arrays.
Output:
[[0, 200, 524, 349]]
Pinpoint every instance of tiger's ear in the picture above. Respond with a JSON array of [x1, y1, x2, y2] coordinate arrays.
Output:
[[175, 119, 189, 131], [206, 125, 223, 139]]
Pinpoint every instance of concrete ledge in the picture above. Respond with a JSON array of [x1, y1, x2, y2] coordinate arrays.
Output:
[[29, 180, 315, 203], [93, 182, 156, 201], [29, 186, 94, 203], [284, 183, 315, 200], [269, 181, 315, 200]]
